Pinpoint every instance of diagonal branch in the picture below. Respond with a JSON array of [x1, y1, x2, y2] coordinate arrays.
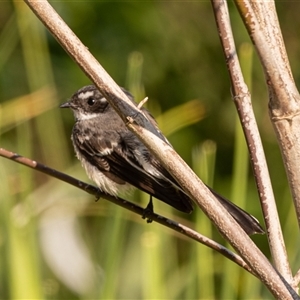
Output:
[[0, 147, 254, 275], [211, 0, 291, 282]]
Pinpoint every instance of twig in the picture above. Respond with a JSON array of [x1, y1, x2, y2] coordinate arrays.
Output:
[[211, 0, 291, 282], [235, 0, 300, 285], [0, 147, 255, 275], [137, 97, 148, 109]]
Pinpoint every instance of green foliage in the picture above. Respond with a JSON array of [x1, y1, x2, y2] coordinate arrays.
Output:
[[0, 2, 299, 299]]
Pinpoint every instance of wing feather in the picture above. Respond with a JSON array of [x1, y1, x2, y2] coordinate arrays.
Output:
[[72, 126, 193, 213]]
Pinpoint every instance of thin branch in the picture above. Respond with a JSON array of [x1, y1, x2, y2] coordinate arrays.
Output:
[[211, 0, 291, 282], [22, 1, 296, 298], [235, 0, 300, 284], [0, 147, 255, 275]]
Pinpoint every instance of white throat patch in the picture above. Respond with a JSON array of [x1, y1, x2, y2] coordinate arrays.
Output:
[[75, 111, 99, 121]]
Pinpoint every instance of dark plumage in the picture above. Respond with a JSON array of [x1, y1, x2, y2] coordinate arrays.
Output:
[[60, 85, 264, 235]]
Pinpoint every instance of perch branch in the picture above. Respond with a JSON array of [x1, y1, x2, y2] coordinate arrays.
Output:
[[0, 147, 254, 275]]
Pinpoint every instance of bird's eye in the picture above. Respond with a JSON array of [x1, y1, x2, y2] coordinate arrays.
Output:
[[87, 97, 95, 106]]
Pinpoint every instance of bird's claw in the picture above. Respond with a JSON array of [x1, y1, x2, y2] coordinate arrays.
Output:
[[95, 188, 102, 202], [142, 196, 154, 223]]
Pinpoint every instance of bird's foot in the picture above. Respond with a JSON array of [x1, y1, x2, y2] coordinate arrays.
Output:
[[142, 196, 154, 223], [95, 188, 102, 202]]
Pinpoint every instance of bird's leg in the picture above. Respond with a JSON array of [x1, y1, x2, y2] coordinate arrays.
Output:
[[142, 195, 154, 223], [95, 188, 102, 202]]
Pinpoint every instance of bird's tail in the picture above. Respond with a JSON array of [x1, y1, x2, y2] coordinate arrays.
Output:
[[207, 186, 264, 235]]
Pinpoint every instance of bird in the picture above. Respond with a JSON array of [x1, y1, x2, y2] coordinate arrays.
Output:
[[60, 85, 264, 235]]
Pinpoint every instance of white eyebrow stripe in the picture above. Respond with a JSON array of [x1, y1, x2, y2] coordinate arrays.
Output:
[[78, 91, 94, 100]]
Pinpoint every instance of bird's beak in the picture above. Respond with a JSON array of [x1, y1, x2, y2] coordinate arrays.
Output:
[[60, 101, 71, 108]]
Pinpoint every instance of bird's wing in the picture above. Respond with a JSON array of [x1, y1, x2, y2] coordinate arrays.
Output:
[[73, 127, 194, 213]]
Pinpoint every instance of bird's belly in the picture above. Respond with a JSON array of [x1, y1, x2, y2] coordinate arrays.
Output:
[[78, 156, 132, 196]]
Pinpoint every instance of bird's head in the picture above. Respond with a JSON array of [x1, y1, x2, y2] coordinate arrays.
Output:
[[60, 85, 134, 121]]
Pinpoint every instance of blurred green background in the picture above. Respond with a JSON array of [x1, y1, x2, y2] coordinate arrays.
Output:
[[1, 1, 300, 299]]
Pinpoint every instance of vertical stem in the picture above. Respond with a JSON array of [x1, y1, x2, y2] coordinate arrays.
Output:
[[235, 0, 300, 241], [211, 0, 292, 284]]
